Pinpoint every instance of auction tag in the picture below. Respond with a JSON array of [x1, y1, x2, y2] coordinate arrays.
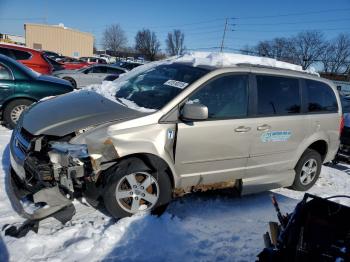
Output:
[[164, 80, 189, 89]]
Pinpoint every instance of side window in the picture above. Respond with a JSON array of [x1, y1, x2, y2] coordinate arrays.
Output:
[[0, 47, 14, 59], [0, 64, 12, 80], [11, 49, 31, 60], [106, 68, 125, 74], [306, 80, 338, 113], [92, 66, 107, 73], [257, 75, 300, 115], [188, 75, 248, 119]]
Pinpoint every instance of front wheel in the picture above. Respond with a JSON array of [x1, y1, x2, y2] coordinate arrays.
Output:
[[290, 149, 322, 191], [102, 160, 172, 218], [3, 99, 33, 129]]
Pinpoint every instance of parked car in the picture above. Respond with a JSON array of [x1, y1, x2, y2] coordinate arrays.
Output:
[[0, 43, 53, 74], [332, 95, 350, 163], [53, 64, 127, 88], [114, 61, 143, 71], [55, 56, 89, 70], [8, 53, 342, 221], [80, 57, 107, 65], [98, 54, 116, 64], [42, 50, 62, 61], [0, 54, 73, 128]]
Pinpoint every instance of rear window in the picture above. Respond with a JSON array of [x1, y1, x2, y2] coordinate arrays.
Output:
[[11, 49, 31, 60], [306, 80, 338, 113], [257, 75, 301, 115]]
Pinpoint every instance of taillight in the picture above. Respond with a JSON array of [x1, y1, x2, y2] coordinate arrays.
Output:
[[340, 115, 345, 135]]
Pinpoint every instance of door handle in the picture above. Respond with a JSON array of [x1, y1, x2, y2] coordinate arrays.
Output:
[[234, 126, 251, 133], [257, 124, 271, 131]]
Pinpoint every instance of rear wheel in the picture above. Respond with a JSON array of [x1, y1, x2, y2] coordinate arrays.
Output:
[[291, 149, 322, 191], [3, 99, 33, 129], [62, 77, 77, 88], [103, 159, 172, 219]]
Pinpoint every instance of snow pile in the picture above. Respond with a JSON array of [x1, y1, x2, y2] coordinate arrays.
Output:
[[173, 51, 317, 74]]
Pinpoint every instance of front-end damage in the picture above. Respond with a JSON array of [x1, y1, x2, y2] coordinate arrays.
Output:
[[8, 127, 112, 225]]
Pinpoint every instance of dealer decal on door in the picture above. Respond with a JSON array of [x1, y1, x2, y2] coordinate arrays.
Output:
[[261, 131, 292, 143]]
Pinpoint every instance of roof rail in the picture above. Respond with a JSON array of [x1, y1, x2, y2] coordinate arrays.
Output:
[[236, 63, 319, 76]]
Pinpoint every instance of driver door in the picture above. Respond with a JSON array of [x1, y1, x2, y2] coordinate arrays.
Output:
[[174, 74, 252, 185]]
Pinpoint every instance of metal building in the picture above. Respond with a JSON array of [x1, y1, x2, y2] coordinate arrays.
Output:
[[24, 23, 94, 57]]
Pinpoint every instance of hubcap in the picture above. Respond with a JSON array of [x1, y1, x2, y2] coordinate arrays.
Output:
[[10, 105, 28, 123], [115, 172, 159, 214], [300, 158, 318, 185]]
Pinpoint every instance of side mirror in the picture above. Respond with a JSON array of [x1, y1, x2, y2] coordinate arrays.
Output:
[[181, 103, 208, 121]]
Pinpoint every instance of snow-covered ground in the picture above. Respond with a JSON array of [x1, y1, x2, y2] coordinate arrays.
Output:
[[0, 125, 349, 262]]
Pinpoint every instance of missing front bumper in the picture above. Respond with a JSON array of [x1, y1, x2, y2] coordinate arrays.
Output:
[[7, 168, 75, 221]]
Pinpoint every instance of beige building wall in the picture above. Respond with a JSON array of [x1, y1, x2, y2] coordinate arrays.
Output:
[[25, 23, 93, 57]]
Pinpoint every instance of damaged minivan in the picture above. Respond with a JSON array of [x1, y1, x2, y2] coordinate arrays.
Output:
[[8, 53, 342, 220]]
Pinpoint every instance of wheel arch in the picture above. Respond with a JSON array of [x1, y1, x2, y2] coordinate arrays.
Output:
[[307, 140, 328, 161], [1, 96, 37, 115], [103, 153, 176, 190]]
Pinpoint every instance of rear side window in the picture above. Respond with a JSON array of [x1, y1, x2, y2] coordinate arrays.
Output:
[[257, 75, 300, 115], [11, 49, 31, 60], [106, 68, 125, 74], [306, 80, 338, 113]]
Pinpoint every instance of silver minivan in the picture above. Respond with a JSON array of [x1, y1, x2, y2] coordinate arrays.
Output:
[[9, 54, 342, 219]]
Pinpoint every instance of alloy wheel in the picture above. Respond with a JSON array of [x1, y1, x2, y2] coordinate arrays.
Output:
[[300, 158, 318, 185], [115, 172, 159, 214]]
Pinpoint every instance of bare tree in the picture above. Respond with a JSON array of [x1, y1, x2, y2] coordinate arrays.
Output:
[[135, 29, 160, 61], [166, 29, 185, 56], [321, 34, 350, 74], [102, 24, 127, 53], [253, 38, 297, 64], [289, 31, 325, 70]]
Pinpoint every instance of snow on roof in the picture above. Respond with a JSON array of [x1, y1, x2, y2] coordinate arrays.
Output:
[[172, 51, 318, 75]]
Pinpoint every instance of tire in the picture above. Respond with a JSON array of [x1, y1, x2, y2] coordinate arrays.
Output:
[[102, 158, 172, 219], [3, 99, 33, 129], [62, 77, 77, 88], [291, 149, 322, 191]]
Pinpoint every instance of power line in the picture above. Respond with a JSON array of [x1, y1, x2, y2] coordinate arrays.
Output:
[[0, 17, 45, 21], [236, 7, 350, 20], [237, 17, 350, 26], [234, 27, 350, 33]]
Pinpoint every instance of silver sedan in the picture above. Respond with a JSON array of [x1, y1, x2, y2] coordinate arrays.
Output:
[[53, 64, 128, 88]]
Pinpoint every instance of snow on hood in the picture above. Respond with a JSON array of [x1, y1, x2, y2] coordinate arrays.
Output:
[[172, 51, 318, 75]]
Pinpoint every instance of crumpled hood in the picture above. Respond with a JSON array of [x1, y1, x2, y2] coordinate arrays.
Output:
[[21, 91, 148, 136]]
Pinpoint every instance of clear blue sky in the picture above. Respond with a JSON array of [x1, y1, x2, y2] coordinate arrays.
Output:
[[1, 0, 350, 52]]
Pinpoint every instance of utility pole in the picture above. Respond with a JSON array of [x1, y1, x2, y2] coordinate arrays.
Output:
[[220, 18, 228, 52]]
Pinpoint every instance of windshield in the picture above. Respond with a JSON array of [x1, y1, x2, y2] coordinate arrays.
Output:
[[113, 63, 209, 111]]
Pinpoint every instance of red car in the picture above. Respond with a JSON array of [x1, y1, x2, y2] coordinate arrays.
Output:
[[0, 43, 53, 74], [56, 56, 89, 70]]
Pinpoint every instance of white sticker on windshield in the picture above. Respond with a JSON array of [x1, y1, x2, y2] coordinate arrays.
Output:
[[164, 80, 189, 89]]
